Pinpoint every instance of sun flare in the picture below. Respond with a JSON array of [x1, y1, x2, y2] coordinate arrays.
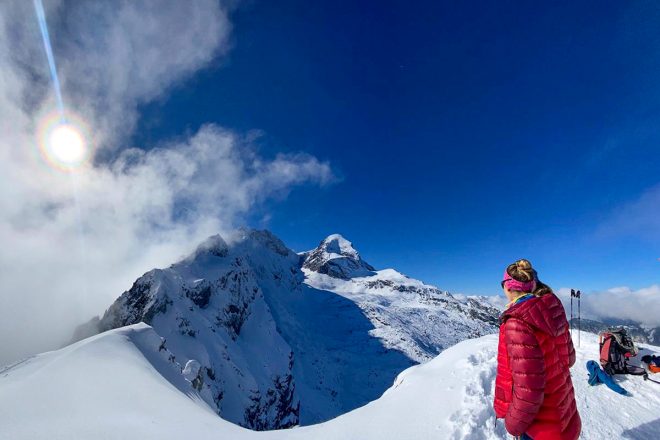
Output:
[[37, 111, 91, 172], [49, 124, 85, 165]]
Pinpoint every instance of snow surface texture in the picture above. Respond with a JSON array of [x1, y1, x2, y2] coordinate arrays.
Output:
[[89, 230, 500, 428], [2, 324, 659, 440]]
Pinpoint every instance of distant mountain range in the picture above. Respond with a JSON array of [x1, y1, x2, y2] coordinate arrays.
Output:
[[568, 318, 659, 344], [74, 229, 501, 430]]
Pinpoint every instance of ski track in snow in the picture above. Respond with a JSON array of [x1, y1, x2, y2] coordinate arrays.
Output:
[[0, 356, 33, 377]]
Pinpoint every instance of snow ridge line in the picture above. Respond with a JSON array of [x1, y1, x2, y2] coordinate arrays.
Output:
[[0, 357, 33, 377]]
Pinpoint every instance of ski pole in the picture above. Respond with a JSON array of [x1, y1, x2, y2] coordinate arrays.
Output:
[[577, 290, 581, 348], [570, 289, 574, 337], [645, 375, 660, 385]]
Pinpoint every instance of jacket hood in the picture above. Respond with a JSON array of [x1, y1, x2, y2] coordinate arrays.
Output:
[[501, 292, 568, 337]]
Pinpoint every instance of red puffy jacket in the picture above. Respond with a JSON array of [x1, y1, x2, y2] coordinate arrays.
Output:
[[493, 293, 581, 440]]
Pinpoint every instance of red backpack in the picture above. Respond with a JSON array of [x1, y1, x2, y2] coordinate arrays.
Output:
[[598, 328, 645, 376]]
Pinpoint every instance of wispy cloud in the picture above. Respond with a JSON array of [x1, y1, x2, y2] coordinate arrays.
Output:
[[594, 183, 660, 243], [0, 1, 334, 365]]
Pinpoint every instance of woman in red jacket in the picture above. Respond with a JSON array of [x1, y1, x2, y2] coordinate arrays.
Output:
[[493, 259, 581, 440]]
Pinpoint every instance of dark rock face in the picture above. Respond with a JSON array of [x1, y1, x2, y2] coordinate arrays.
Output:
[[100, 272, 173, 330], [245, 370, 299, 430], [185, 282, 212, 308], [215, 268, 258, 340], [192, 234, 229, 258], [310, 256, 375, 279], [243, 229, 291, 257]]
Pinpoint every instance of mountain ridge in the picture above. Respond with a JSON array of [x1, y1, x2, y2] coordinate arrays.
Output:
[[79, 228, 501, 429]]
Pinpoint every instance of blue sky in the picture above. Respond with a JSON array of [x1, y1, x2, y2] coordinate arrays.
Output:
[[134, 0, 659, 295]]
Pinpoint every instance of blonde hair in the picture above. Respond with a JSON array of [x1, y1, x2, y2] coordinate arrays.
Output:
[[506, 258, 535, 282], [506, 258, 553, 296]]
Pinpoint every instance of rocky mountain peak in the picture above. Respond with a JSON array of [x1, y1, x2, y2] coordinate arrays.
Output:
[[302, 234, 375, 279], [180, 229, 295, 268], [192, 234, 230, 258], [320, 234, 360, 259], [233, 228, 293, 258]]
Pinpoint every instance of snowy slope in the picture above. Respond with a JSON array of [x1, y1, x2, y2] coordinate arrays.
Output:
[[87, 229, 500, 427], [0, 324, 250, 440], [2, 325, 659, 440]]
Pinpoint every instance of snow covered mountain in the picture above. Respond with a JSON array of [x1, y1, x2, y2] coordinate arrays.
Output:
[[2, 324, 659, 440], [301, 234, 501, 362], [83, 229, 499, 429]]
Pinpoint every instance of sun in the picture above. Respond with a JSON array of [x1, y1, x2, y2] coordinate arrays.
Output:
[[37, 111, 91, 172], [49, 124, 86, 165]]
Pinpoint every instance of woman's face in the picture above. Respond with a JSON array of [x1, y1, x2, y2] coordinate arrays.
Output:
[[502, 286, 516, 302]]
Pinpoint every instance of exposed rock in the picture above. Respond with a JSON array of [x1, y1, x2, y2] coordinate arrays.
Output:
[[302, 234, 375, 279]]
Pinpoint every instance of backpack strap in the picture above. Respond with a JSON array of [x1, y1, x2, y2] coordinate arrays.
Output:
[[600, 335, 613, 369], [624, 364, 648, 376]]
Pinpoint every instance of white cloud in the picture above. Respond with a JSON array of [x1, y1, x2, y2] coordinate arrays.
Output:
[[595, 183, 660, 243], [0, 1, 334, 365], [556, 285, 660, 327]]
